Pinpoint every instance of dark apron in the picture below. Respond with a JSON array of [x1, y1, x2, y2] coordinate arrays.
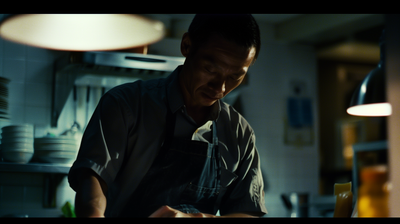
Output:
[[119, 107, 223, 217]]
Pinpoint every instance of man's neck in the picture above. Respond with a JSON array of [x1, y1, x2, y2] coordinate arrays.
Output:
[[185, 104, 212, 126]]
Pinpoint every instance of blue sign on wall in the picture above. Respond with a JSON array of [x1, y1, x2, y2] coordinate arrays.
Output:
[[287, 97, 313, 128]]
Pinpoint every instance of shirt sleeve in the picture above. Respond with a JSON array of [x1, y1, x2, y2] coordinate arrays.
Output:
[[68, 91, 132, 191], [219, 117, 268, 216]]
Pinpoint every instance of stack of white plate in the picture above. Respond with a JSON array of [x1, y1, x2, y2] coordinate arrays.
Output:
[[0, 124, 34, 164], [0, 77, 10, 122], [34, 136, 78, 164]]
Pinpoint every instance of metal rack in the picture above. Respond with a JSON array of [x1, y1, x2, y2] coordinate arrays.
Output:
[[51, 51, 185, 127]]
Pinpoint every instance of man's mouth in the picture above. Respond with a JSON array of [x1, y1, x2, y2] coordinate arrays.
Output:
[[202, 93, 220, 101]]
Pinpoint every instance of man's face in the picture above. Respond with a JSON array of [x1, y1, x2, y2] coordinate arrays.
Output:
[[179, 33, 256, 109]]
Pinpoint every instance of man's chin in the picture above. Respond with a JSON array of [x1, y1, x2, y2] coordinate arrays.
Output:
[[201, 99, 218, 107], [201, 94, 220, 106]]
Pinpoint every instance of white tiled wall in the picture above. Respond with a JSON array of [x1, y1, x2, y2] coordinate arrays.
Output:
[[241, 41, 320, 217], [1, 37, 66, 129]]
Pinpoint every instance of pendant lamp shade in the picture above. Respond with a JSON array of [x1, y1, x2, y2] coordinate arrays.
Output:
[[0, 14, 165, 51], [347, 30, 392, 117]]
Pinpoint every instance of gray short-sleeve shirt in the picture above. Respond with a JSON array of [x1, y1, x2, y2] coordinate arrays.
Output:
[[68, 66, 267, 216]]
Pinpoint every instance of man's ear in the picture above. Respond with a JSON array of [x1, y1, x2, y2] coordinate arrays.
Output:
[[180, 32, 192, 57]]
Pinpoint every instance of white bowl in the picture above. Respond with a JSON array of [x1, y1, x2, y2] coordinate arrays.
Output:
[[35, 150, 76, 157], [1, 151, 33, 163], [1, 142, 34, 151], [34, 150, 76, 164], [2, 124, 34, 133], [1, 137, 34, 144], [0, 146, 34, 152], [2, 131, 34, 139], [34, 143, 77, 151], [34, 137, 76, 145], [0, 118, 11, 129]]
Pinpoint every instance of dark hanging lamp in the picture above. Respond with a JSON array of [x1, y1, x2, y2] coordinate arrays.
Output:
[[347, 30, 392, 117]]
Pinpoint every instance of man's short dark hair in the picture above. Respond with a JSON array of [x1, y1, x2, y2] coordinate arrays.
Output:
[[187, 14, 261, 63]]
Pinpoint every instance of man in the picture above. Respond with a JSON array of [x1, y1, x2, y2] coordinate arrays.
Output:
[[68, 14, 267, 217]]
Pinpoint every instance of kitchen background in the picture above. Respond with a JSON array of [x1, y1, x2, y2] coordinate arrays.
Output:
[[0, 14, 386, 217]]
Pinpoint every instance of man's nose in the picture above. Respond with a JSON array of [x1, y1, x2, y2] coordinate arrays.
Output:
[[210, 78, 226, 94]]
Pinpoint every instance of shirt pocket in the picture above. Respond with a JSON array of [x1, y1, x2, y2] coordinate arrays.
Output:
[[178, 182, 222, 214], [177, 168, 238, 214]]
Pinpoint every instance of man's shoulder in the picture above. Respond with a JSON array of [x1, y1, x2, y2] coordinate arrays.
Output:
[[107, 66, 179, 99], [219, 102, 251, 130], [106, 77, 168, 99], [219, 101, 243, 119]]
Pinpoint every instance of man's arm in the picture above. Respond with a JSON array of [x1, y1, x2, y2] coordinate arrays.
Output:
[[149, 205, 259, 218], [74, 168, 108, 217]]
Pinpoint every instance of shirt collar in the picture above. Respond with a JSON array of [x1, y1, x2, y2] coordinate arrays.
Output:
[[167, 66, 185, 114], [208, 100, 221, 121], [167, 66, 221, 121]]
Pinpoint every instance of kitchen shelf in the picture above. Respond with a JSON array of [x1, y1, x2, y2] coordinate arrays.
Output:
[[0, 162, 71, 174], [0, 162, 72, 208]]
